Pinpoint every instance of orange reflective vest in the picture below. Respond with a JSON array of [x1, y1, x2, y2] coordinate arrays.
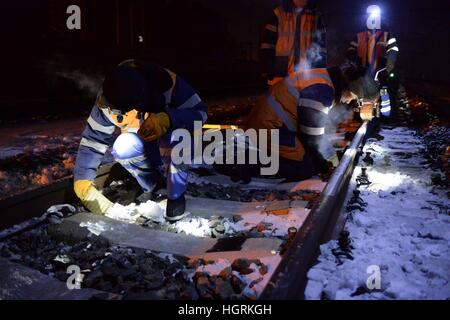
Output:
[[245, 69, 334, 162], [274, 7, 324, 76], [356, 31, 389, 72]]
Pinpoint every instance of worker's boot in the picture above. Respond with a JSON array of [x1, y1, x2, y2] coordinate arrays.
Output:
[[166, 194, 188, 222]]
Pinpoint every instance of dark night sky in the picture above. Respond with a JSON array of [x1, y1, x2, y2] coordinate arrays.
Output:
[[1, 0, 449, 78], [319, 0, 450, 82], [199, 0, 450, 82], [0, 0, 449, 117]]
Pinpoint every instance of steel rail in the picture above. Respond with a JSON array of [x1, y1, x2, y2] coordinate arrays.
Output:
[[0, 164, 115, 230], [260, 121, 370, 300]]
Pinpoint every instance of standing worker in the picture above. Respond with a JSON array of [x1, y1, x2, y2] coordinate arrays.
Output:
[[346, 4, 399, 117], [73, 59, 208, 221], [260, 0, 327, 86]]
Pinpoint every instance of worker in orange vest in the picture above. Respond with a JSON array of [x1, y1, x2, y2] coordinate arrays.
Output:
[[260, 0, 327, 86], [347, 5, 399, 118]]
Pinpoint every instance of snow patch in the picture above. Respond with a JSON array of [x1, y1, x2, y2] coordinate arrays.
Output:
[[79, 221, 112, 236], [106, 201, 214, 237], [106, 200, 166, 224], [157, 253, 179, 264], [305, 127, 450, 300], [196, 259, 231, 275], [174, 217, 211, 237], [224, 208, 309, 237]]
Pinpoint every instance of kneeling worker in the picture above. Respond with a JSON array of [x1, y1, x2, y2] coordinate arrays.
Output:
[[244, 67, 378, 181], [73, 59, 208, 221]]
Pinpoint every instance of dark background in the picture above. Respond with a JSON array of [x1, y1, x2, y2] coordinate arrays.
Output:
[[0, 0, 449, 119]]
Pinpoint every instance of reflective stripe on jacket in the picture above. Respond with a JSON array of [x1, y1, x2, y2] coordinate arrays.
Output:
[[244, 68, 334, 162]]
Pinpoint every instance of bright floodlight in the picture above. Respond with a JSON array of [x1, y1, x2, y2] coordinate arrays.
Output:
[[367, 5, 381, 17]]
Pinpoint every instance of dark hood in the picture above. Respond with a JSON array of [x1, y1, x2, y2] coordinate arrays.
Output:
[[99, 60, 173, 113], [282, 0, 317, 12]]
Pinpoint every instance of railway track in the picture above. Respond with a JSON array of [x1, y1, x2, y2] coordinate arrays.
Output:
[[0, 119, 371, 300]]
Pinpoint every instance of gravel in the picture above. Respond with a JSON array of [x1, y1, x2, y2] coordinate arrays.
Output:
[[0, 223, 198, 299], [187, 182, 321, 207]]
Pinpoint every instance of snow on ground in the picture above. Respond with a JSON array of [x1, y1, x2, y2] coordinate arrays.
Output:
[[106, 201, 167, 224], [305, 127, 450, 300], [79, 220, 113, 236], [0, 117, 115, 199], [196, 259, 232, 275], [106, 200, 213, 237], [0, 118, 85, 198], [105, 196, 309, 239], [0, 118, 85, 159], [173, 218, 211, 237], [224, 208, 310, 237]]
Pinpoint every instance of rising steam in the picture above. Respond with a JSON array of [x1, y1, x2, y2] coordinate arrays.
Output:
[[45, 58, 103, 98], [54, 69, 103, 97]]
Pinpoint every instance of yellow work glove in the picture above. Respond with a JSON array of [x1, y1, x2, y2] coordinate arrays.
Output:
[[138, 112, 170, 142], [74, 180, 114, 215]]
